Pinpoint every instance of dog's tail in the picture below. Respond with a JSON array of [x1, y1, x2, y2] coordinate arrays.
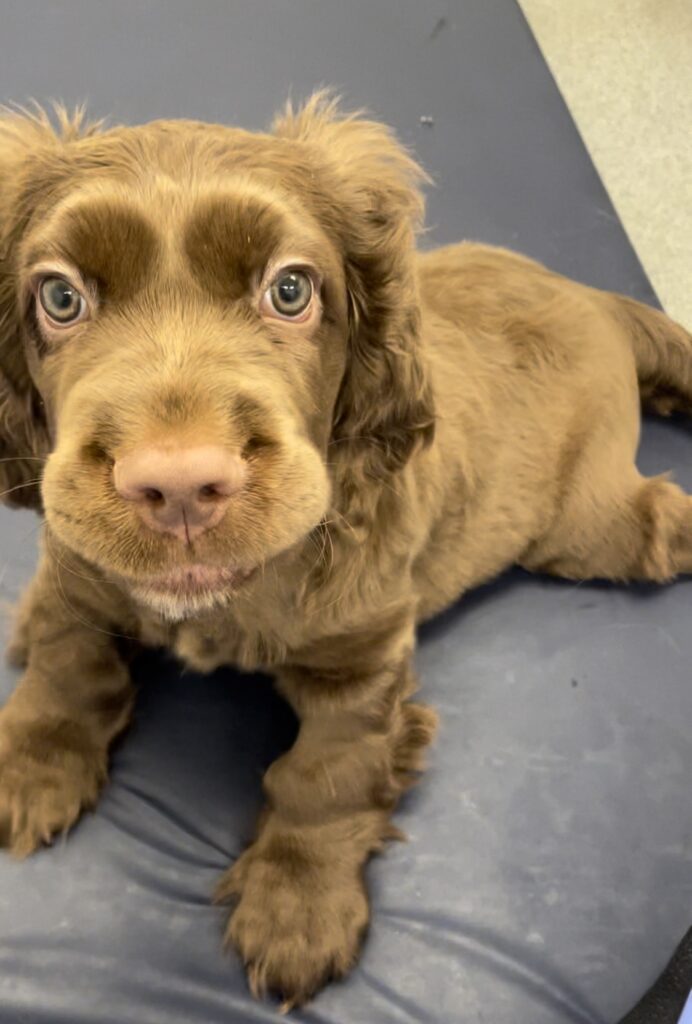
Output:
[[608, 292, 692, 415]]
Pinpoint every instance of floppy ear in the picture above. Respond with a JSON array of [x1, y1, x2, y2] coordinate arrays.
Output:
[[0, 105, 100, 509], [273, 94, 435, 503]]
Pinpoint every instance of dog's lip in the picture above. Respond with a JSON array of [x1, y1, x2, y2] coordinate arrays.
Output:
[[136, 564, 256, 595]]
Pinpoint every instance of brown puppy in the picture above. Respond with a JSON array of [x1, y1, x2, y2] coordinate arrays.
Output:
[[0, 92, 690, 1007]]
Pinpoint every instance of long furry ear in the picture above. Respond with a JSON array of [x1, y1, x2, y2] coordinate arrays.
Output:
[[0, 103, 101, 509], [273, 93, 435, 509]]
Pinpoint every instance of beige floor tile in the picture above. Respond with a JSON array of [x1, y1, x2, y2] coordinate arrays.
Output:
[[519, 0, 692, 328]]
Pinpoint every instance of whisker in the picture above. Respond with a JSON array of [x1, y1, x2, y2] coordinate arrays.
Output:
[[44, 533, 115, 586], [305, 525, 330, 578], [0, 478, 43, 501], [52, 561, 137, 641], [0, 456, 47, 464], [323, 524, 335, 576], [324, 507, 360, 544]]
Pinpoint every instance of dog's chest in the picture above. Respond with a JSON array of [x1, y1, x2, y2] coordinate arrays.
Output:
[[136, 607, 287, 675]]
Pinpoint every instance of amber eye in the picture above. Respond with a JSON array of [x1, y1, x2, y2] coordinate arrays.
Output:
[[266, 270, 313, 318], [38, 276, 86, 325]]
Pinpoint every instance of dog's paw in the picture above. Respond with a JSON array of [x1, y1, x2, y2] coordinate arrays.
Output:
[[0, 717, 106, 858], [216, 841, 370, 1010]]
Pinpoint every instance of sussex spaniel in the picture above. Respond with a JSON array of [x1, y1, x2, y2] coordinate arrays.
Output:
[[0, 93, 689, 1007]]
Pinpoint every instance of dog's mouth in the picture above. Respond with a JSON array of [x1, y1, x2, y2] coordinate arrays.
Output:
[[125, 563, 257, 619], [144, 564, 255, 594]]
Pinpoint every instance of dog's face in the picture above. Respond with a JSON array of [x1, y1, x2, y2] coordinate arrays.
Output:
[[0, 96, 434, 619], [30, 146, 348, 618]]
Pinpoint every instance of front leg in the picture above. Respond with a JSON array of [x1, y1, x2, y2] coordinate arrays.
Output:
[[217, 613, 438, 1008], [0, 547, 134, 856]]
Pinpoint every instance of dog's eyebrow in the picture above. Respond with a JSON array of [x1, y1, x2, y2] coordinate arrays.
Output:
[[27, 199, 160, 300], [183, 196, 289, 301]]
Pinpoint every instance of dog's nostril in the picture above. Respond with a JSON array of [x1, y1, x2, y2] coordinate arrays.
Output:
[[114, 445, 246, 540], [142, 486, 165, 505]]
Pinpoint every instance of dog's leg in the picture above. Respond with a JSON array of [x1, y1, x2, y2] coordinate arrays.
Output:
[[216, 611, 437, 1008], [523, 465, 692, 583], [0, 550, 134, 857]]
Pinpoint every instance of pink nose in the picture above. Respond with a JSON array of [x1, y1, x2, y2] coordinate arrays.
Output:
[[113, 445, 246, 542]]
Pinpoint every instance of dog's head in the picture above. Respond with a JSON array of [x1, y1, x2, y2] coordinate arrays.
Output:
[[0, 94, 434, 619]]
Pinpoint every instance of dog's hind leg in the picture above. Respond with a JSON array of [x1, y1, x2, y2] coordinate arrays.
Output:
[[523, 458, 692, 583]]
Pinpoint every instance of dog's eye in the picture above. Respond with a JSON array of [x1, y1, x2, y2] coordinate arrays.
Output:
[[264, 270, 313, 320], [38, 276, 86, 325]]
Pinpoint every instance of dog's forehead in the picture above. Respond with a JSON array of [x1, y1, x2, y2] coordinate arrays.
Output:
[[24, 125, 337, 302], [33, 191, 293, 299]]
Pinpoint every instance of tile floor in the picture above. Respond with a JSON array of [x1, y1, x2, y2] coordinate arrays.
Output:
[[520, 0, 692, 328]]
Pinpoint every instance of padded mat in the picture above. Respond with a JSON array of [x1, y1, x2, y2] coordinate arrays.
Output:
[[0, 2, 688, 1022]]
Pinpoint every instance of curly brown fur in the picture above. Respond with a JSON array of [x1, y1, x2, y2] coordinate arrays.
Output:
[[0, 92, 690, 1005]]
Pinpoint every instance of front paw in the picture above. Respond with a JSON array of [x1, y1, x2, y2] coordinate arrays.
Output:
[[216, 838, 370, 1009], [0, 717, 106, 858]]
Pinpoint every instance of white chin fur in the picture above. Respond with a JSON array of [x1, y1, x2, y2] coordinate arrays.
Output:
[[132, 584, 235, 621]]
